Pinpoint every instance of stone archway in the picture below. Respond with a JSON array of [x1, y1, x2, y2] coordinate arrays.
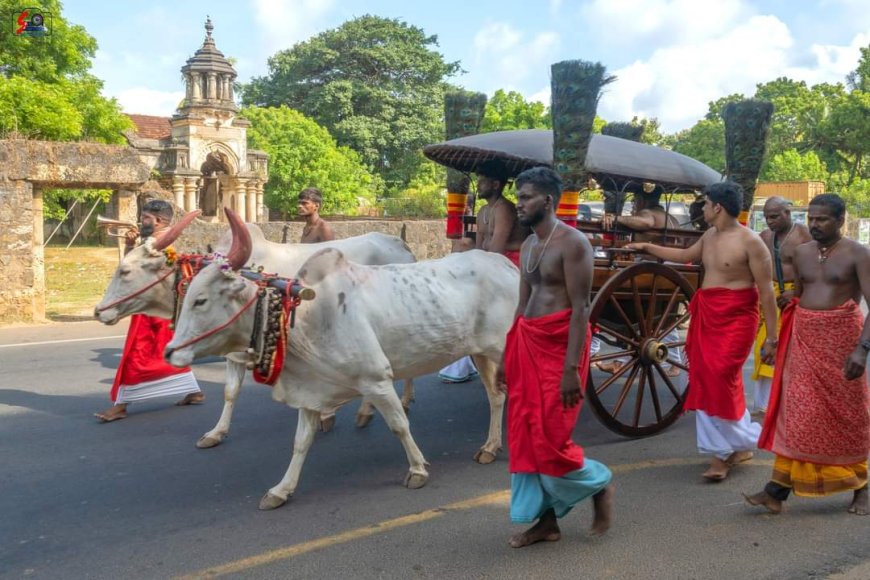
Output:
[[0, 139, 150, 324]]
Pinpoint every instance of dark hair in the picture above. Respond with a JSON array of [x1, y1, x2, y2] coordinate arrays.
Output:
[[477, 159, 510, 182], [515, 166, 563, 206], [809, 193, 846, 219], [298, 187, 323, 207], [704, 181, 743, 218], [141, 199, 173, 222]]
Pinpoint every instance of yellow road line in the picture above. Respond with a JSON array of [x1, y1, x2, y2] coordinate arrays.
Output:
[[177, 456, 773, 579]]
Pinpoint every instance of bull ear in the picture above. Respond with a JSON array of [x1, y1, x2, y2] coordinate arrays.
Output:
[[152, 210, 202, 251], [224, 207, 252, 271]]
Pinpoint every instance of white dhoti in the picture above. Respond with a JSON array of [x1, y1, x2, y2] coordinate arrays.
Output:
[[751, 376, 771, 413], [438, 356, 478, 383], [695, 410, 761, 460]]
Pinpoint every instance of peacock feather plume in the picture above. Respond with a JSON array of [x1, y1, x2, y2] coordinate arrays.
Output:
[[722, 99, 774, 211], [444, 90, 488, 193], [601, 121, 643, 142], [551, 60, 616, 191]]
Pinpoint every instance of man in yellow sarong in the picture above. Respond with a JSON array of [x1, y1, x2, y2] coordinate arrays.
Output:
[[745, 194, 870, 516], [750, 197, 810, 417]]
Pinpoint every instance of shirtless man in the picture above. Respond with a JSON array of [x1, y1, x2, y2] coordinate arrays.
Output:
[[474, 159, 529, 267], [497, 166, 613, 548], [603, 182, 680, 242], [627, 181, 778, 481], [746, 193, 870, 515], [750, 197, 811, 415], [297, 187, 334, 243]]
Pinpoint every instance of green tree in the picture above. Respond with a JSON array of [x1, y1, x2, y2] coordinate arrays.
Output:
[[241, 15, 460, 193], [670, 119, 726, 173], [242, 106, 379, 216], [761, 149, 829, 182], [481, 90, 551, 132]]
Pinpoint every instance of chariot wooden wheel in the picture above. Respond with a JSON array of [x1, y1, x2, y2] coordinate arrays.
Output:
[[586, 262, 695, 437]]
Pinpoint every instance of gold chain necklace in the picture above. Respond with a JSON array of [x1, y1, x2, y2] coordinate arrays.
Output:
[[818, 237, 843, 263], [524, 222, 559, 274]]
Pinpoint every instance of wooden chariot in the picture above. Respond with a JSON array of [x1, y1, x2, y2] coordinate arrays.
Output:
[[423, 129, 721, 437]]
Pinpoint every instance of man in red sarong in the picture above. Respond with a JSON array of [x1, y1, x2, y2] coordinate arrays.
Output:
[[94, 200, 202, 422], [745, 193, 870, 515], [497, 167, 614, 549], [627, 181, 779, 481], [474, 159, 529, 268]]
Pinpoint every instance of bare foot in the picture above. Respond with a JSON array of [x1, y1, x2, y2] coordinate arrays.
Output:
[[594, 360, 622, 374], [726, 451, 754, 466], [508, 509, 561, 548], [589, 485, 614, 536], [666, 365, 682, 377], [848, 487, 868, 515], [94, 404, 127, 423], [702, 457, 731, 481], [742, 490, 782, 514], [176, 392, 205, 406]]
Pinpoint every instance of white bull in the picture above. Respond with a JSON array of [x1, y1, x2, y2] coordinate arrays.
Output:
[[94, 212, 416, 446], [165, 208, 519, 509]]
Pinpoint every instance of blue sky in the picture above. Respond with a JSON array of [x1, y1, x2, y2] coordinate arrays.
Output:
[[63, 0, 869, 133]]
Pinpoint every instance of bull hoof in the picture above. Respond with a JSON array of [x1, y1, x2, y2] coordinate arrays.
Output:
[[319, 415, 336, 433], [356, 413, 374, 428], [404, 472, 429, 490], [473, 449, 497, 464], [196, 434, 223, 449], [258, 492, 287, 511]]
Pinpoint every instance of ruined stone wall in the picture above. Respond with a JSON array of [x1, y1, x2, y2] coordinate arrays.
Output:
[[175, 219, 453, 261], [0, 139, 150, 324], [0, 178, 36, 322]]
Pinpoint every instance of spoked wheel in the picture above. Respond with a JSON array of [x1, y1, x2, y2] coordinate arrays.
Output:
[[587, 262, 695, 437]]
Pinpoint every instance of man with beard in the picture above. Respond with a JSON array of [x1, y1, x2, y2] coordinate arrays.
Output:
[[94, 199, 203, 422], [626, 181, 778, 481], [750, 197, 811, 417], [497, 166, 613, 548], [474, 159, 529, 267], [745, 193, 870, 516], [298, 187, 334, 244]]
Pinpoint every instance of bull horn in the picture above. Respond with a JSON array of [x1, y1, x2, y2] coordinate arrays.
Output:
[[152, 210, 202, 251], [224, 207, 252, 271]]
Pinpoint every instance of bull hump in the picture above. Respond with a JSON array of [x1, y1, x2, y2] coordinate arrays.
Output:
[[299, 248, 349, 285]]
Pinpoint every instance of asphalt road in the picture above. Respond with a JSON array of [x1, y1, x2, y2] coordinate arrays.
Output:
[[1, 321, 868, 580]]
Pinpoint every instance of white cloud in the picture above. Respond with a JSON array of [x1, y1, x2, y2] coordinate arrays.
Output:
[[572, 0, 870, 133], [473, 22, 559, 92], [250, 0, 336, 53], [116, 88, 186, 116]]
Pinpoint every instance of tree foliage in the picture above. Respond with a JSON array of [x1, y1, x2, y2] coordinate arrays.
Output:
[[481, 90, 551, 132], [242, 106, 378, 216], [241, 15, 460, 193], [0, 0, 131, 143]]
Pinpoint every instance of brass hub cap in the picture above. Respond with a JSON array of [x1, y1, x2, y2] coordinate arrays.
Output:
[[640, 339, 669, 365]]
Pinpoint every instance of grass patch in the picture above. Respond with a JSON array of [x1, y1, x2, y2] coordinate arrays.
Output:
[[45, 246, 120, 321]]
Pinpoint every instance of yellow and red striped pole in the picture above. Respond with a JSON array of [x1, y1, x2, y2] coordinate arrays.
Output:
[[556, 191, 580, 228], [446, 192, 468, 239]]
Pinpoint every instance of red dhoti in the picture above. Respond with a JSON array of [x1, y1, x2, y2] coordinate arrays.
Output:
[[503, 250, 520, 268], [759, 301, 869, 496], [505, 309, 591, 476], [111, 314, 200, 404], [686, 287, 761, 457]]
